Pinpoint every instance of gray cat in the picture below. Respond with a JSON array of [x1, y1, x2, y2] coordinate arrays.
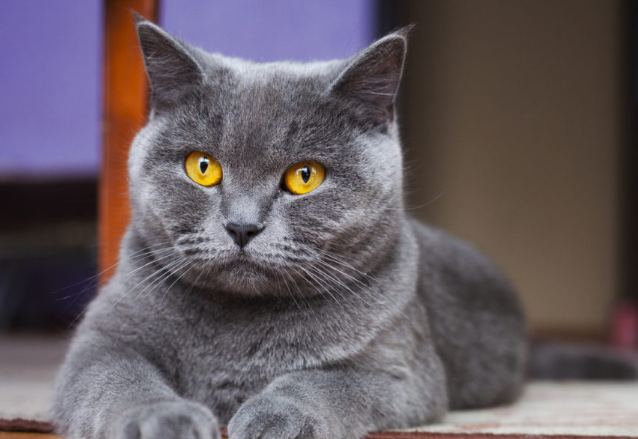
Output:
[[51, 17, 528, 439]]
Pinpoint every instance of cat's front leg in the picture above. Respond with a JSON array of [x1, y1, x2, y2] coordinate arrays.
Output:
[[228, 366, 447, 439], [51, 330, 220, 439], [118, 400, 219, 439]]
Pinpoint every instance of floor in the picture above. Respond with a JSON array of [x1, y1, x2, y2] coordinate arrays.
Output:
[[0, 335, 69, 424], [2, 335, 638, 438], [0, 434, 60, 439]]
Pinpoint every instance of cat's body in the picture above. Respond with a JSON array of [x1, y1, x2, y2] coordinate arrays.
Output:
[[52, 19, 527, 439]]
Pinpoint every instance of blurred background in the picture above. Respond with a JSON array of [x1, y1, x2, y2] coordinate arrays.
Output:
[[0, 0, 636, 346]]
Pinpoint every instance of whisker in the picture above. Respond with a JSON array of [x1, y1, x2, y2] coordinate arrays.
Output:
[[97, 254, 185, 326], [295, 265, 346, 312], [52, 243, 174, 300], [380, 189, 447, 212], [113, 258, 191, 346], [159, 261, 196, 305], [180, 265, 208, 305], [66, 248, 180, 329], [306, 262, 367, 305], [313, 248, 377, 282], [275, 269, 302, 313], [314, 256, 375, 293]]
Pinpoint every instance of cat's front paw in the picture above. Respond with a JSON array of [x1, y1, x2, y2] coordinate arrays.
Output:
[[228, 394, 328, 439], [116, 400, 220, 439]]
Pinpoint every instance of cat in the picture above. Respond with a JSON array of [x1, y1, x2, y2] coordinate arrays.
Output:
[[51, 16, 529, 439]]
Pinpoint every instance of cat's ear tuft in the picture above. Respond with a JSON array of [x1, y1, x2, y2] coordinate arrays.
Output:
[[393, 24, 416, 40], [131, 11, 147, 25], [134, 17, 204, 111], [330, 27, 412, 128]]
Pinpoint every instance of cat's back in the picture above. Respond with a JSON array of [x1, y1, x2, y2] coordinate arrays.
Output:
[[410, 219, 528, 409], [411, 220, 522, 314]]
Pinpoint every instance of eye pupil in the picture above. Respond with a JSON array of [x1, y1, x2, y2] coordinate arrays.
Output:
[[199, 157, 209, 174], [300, 166, 311, 183]]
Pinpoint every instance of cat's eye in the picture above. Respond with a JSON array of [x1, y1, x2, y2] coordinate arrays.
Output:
[[284, 162, 325, 195], [185, 152, 222, 186]]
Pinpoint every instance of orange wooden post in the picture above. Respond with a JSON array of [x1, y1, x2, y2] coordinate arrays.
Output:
[[100, 0, 158, 284]]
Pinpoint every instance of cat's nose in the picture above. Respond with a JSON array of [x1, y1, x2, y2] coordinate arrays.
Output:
[[225, 222, 264, 249]]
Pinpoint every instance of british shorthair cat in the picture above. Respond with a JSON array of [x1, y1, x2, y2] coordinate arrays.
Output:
[[51, 17, 528, 439]]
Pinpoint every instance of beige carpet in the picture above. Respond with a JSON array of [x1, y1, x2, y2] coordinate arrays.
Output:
[[0, 335, 68, 424], [1, 335, 637, 436], [406, 382, 638, 436]]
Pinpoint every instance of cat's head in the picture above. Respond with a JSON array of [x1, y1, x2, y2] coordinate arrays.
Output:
[[128, 17, 410, 296]]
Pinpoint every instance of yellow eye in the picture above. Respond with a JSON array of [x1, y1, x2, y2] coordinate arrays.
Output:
[[185, 152, 222, 186], [284, 162, 325, 195]]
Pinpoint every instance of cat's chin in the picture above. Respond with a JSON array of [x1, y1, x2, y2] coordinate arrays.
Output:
[[179, 249, 296, 297], [214, 268, 277, 296], [208, 258, 282, 296]]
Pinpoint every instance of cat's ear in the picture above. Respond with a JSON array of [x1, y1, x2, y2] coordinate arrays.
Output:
[[329, 26, 412, 128], [134, 14, 205, 111]]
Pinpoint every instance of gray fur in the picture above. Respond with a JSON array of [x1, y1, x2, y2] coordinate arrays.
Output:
[[51, 19, 528, 439]]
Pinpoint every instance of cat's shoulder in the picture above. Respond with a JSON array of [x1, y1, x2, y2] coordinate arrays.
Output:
[[408, 217, 508, 282], [408, 218, 475, 257]]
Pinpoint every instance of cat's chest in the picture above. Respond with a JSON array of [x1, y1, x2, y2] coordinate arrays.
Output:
[[183, 311, 329, 367], [172, 305, 330, 421]]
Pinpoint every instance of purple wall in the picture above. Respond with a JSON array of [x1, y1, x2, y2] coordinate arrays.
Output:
[[0, 0, 102, 178], [160, 0, 374, 62], [0, 1, 374, 179]]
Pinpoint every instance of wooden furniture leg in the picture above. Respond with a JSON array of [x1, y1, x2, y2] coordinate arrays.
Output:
[[99, 0, 158, 284]]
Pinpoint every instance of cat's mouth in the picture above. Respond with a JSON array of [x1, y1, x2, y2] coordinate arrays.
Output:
[[209, 255, 282, 295], [221, 252, 279, 275], [174, 242, 304, 295]]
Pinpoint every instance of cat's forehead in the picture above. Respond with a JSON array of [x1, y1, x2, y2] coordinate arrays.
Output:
[[205, 53, 349, 84], [201, 54, 348, 112], [160, 56, 362, 164]]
